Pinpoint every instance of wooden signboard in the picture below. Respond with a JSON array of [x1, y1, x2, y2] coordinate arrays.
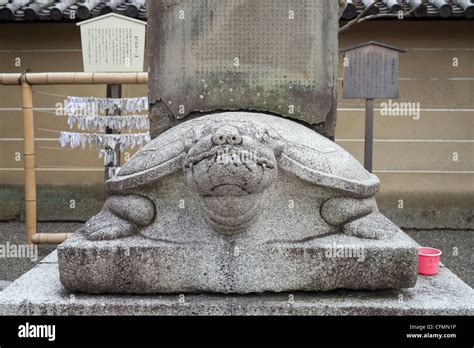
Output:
[[77, 13, 147, 179], [341, 41, 405, 172], [342, 41, 405, 99], [77, 13, 146, 73]]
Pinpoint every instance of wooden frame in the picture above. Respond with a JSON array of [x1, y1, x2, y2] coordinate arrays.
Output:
[[0, 72, 148, 244]]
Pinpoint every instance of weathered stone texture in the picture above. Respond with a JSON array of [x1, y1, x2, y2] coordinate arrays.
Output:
[[147, 0, 340, 138], [58, 113, 418, 293], [58, 231, 418, 294], [1, 253, 472, 315]]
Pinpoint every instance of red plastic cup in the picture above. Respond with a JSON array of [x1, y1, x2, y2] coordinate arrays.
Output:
[[417, 247, 442, 276]]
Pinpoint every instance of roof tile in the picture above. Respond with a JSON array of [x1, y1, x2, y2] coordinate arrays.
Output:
[[0, 0, 472, 22], [0, 0, 147, 22], [342, 0, 473, 19]]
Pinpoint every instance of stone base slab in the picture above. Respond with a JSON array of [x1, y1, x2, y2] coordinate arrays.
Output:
[[0, 251, 472, 315], [57, 232, 418, 294]]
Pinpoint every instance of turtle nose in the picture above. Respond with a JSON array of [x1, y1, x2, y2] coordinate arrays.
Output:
[[211, 125, 242, 146]]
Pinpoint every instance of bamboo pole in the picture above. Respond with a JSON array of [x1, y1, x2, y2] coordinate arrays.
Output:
[[21, 79, 37, 245], [1, 72, 149, 245], [31, 233, 74, 245], [0, 72, 148, 86]]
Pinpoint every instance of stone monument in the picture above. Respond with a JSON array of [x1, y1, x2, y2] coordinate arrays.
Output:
[[56, 0, 420, 294], [2, 0, 474, 317], [58, 111, 418, 293], [147, 0, 341, 139]]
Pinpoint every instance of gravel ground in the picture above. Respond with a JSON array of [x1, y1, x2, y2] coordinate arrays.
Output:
[[0, 222, 82, 284], [0, 222, 472, 289]]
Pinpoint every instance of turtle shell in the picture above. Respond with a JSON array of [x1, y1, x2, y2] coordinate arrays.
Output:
[[108, 112, 379, 197], [106, 122, 195, 192]]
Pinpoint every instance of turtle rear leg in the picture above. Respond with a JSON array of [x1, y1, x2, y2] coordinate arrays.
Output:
[[342, 211, 399, 240], [321, 197, 396, 240], [82, 195, 156, 241]]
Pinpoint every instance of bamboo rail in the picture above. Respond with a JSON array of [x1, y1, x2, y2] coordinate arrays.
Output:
[[32, 233, 74, 245], [0, 72, 148, 86], [0, 72, 149, 244]]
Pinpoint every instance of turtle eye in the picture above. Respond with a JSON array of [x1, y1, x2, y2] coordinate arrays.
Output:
[[260, 130, 270, 143]]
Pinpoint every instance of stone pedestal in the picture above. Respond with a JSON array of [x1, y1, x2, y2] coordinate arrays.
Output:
[[0, 251, 472, 315], [58, 232, 418, 294]]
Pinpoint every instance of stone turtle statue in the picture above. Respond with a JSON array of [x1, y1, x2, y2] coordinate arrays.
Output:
[[81, 112, 397, 243]]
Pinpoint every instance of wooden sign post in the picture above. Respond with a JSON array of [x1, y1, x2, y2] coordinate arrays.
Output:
[[341, 41, 405, 172], [77, 13, 146, 180]]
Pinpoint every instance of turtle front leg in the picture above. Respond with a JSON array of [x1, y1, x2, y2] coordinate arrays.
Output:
[[321, 197, 396, 240], [81, 195, 156, 241]]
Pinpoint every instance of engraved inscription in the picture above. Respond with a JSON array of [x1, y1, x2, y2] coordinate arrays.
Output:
[[343, 46, 400, 99], [152, 0, 339, 125]]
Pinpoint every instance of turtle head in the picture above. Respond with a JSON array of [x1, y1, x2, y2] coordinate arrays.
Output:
[[183, 122, 279, 235]]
